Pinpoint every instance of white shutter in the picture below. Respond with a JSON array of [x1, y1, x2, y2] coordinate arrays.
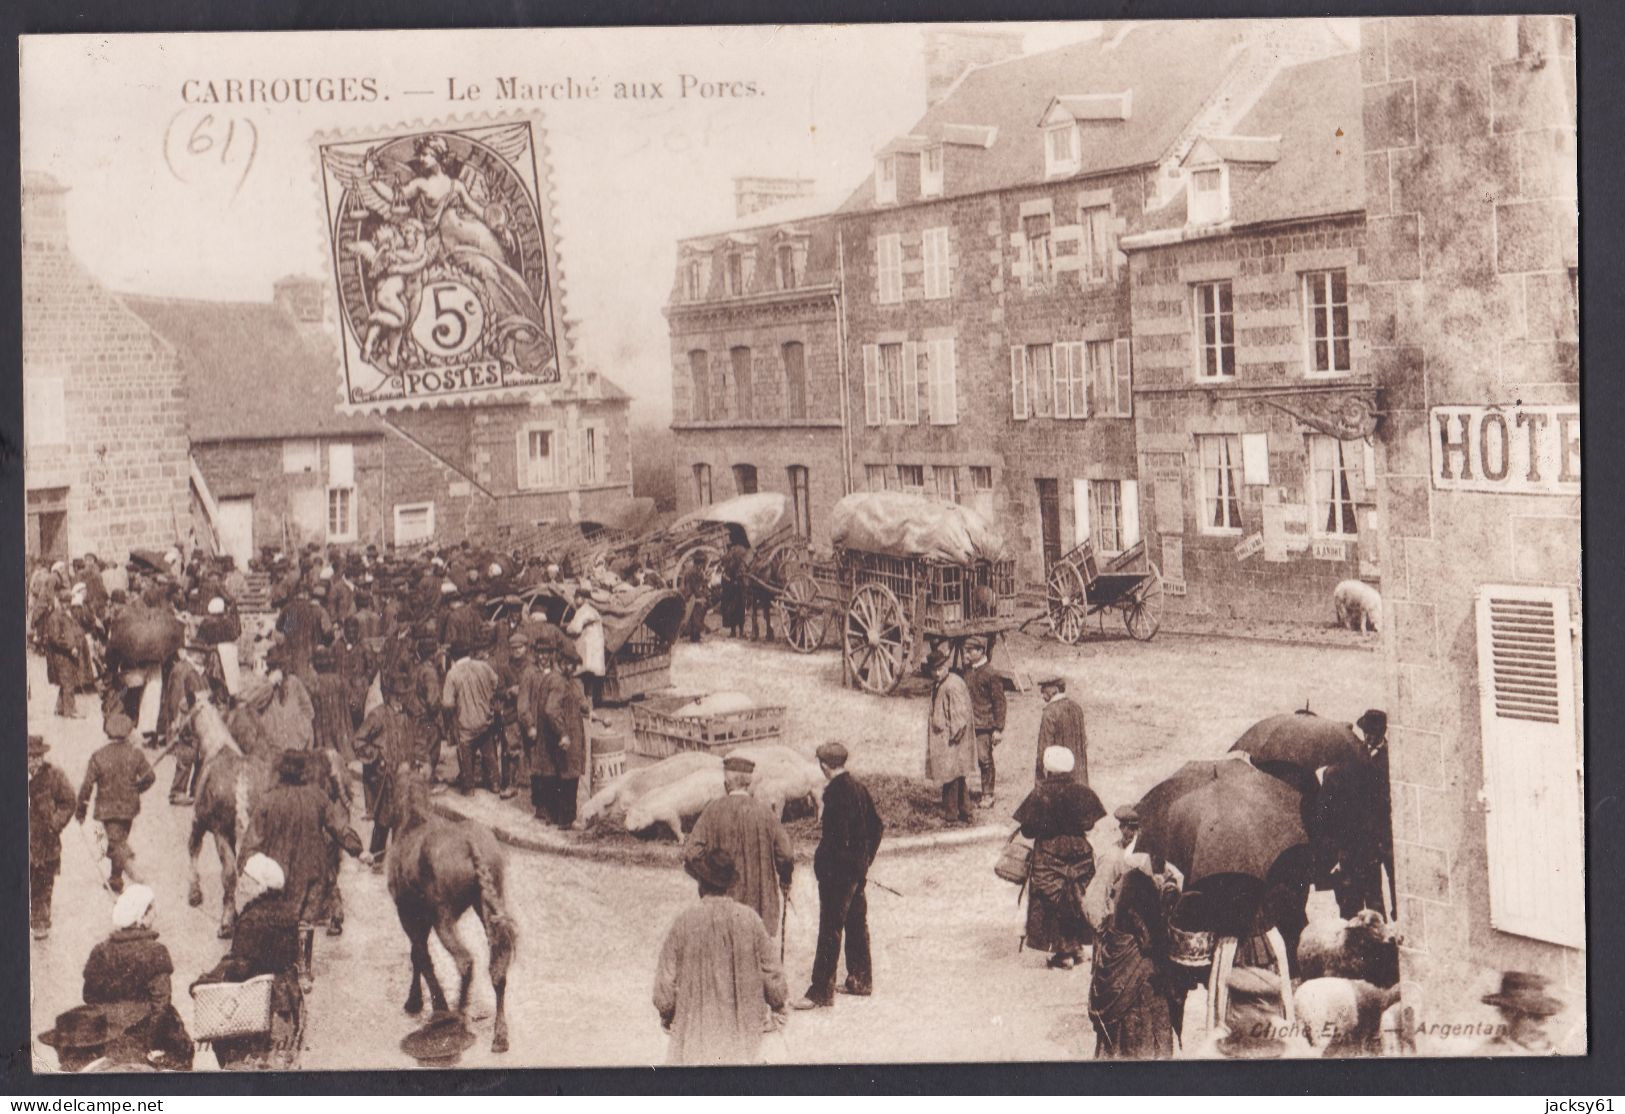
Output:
[[1070, 343, 1088, 418], [1121, 479, 1140, 547], [1476, 585, 1584, 948], [902, 341, 921, 423], [931, 339, 958, 426], [328, 442, 355, 486], [863, 345, 879, 426], [1053, 343, 1072, 419], [1242, 433, 1270, 486], [1115, 338, 1134, 417], [1007, 344, 1020, 418], [1072, 478, 1091, 547]]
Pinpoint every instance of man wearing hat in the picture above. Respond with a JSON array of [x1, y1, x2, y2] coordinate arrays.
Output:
[[29, 735, 77, 939], [679, 550, 711, 642], [42, 588, 88, 717], [157, 643, 210, 805], [792, 742, 884, 1010], [356, 673, 418, 866], [276, 584, 330, 681], [81, 884, 195, 1070], [684, 755, 795, 938], [526, 639, 590, 825], [1035, 674, 1089, 787], [962, 638, 1006, 809], [441, 634, 503, 794], [1084, 805, 1145, 937], [39, 1006, 117, 1072], [654, 847, 788, 1065], [438, 583, 483, 653], [76, 711, 156, 893], [1479, 971, 1564, 1055], [405, 636, 446, 785], [309, 646, 356, 766], [924, 645, 975, 823]]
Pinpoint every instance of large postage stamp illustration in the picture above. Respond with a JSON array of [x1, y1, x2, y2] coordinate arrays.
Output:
[[317, 119, 562, 411]]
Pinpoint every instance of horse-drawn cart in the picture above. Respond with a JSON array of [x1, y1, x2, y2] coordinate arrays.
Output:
[[1044, 536, 1165, 644], [501, 582, 687, 703], [509, 497, 657, 577], [634, 492, 807, 588], [828, 492, 1018, 695]]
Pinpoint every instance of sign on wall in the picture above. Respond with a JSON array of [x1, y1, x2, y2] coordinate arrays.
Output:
[[1430, 404, 1580, 496], [1161, 536, 1186, 596], [1234, 532, 1264, 562]]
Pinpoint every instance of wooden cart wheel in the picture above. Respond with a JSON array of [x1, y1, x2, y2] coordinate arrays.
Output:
[[776, 572, 829, 653], [1123, 562, 1165, 641], [845, 583, 908, 695], [1045, 561, 1090, 646]]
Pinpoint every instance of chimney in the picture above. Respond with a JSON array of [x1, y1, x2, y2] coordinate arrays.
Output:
[[732, 176, 817, 219], [922, 28, 1024, 106], [22, 172, 71, 252], [272, 276, 326, 325]]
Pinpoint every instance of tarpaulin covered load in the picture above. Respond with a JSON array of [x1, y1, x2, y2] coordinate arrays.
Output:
[[699, 492, 789, 547], [526, 584, 686, 655], [830, 491, 1008, 563]]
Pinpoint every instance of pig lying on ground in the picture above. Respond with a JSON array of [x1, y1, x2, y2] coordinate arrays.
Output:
[[729, 744, 826, 821], [1333, 579, 1381, 633], [624, 767, 726, 840], [1295, 977, 1403, 1056], [579, 751, 722, 827], [1297, 909, 1401, 987]]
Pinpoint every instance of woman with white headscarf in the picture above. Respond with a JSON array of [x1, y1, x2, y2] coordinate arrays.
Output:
[[192, 853, 304, 1069], [80, 885, 194, 1070], [1011, 747, 1106, 970]]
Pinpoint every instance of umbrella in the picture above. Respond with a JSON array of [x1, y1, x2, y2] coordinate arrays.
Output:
[[1229, 711, 1363, 772], [1133, 757, 1262, 863]]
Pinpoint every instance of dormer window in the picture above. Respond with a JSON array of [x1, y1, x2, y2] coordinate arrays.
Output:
[[683, 258, 705, 301], [1045, 124, 1080, 177], [876, 155, 898, 206], [1187, 165, 1229, 225], [776, 243, 797, 290], [725, 251, 744, 296], [921, 146, 944, 199]]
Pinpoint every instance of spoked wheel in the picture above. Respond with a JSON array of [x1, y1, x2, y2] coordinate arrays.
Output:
[[1046, 561, 1090, 645], [1123, 562, 1165, 641], [776, 572, 829, 653], [845, 583, 908, 695]]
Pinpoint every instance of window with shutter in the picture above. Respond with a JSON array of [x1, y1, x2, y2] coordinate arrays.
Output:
[[862, 345, 880, 426], [731, 346, 754, 420], [1121, 479, 1140, 548], [1028, 344, 1054, 417], [688, 350, 711, 421], [1010, 347, 1028, 419], [1052, 343, 1072, 419], [1475, 585, 1584, 948], [877, 234, 903, 304], [1087, 340, 1115, 416], [878, 342, 902, 423], [782, 342, 807, 420], [1114, 338, 1134, 417]]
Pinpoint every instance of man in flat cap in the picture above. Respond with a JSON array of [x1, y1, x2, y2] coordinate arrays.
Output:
[[684, 754, 795, 938], [924, 645, 974, 823], [76, 711, 156, 894], [962, 638, 1006, 810], [793, 742, 885, 1010], [653, 847, 787, 1065], [1035, 675, 1089, 787], [29, 735, 77, 939]]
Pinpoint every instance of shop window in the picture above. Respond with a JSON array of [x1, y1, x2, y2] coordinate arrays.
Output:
[[1197, 434, 1243, 533]]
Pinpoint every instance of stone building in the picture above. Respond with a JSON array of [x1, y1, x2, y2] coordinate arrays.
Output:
[[124, 276, 633, 566], [1363, 15, 1583, 1050], [666, 185, 849, 546], [839, 20, 1349, 585], [1121, 52, 1380, 624], [22, 173, 192, 564]]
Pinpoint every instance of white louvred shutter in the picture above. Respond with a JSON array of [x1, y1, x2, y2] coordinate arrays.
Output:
[[1115, 338, 1134, 417], [863, 345, 879, 426], [902, 341, 921, 423], [1010, 346, 1028, 419], [932, 338, 958, 426], [1476, 585, 1584, 948], [1052, 343, 1072, 419], [1121, 479, 1140, 547], [1072, 478, 1091, 548]]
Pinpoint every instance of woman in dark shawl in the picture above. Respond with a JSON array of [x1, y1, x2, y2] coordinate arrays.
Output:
[[1012, 746, 1105, 969], [1089, 868, 1177, 1059]]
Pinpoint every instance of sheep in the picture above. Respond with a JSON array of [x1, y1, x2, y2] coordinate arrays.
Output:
[[1333, 579, 1381, 633], [579, 751, 722, 828], [1295, 977, 1403, 1056], [624, 766, 726, 840], [1297, 909, 1402, 988]]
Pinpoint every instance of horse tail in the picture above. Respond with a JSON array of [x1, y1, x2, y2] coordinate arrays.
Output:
[[472, 840, 516, 981]]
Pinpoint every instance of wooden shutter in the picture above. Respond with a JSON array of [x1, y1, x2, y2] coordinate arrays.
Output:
[[902, 341, 921, 423], [1072, 478, 1091, 547], [1115, 338, 1134, 417], [1476, 585, 1584, 947], [930, 338, 958, 426], [1010, 346, 1028, 419], [1052, 343, 1072, 419], [1121, 479, 1140, 547], [1242, 433, 1270, 486], [328, 442, 355, 486], [863, 345, 879, 426]]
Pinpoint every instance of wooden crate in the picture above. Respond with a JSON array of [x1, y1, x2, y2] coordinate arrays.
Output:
[[604, 652, 671, 704], [631, 697, 786, 759]]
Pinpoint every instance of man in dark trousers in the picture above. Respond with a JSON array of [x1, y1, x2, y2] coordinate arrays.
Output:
[[962, 638, 1006, 809], [76, 711, 156, 894], [29, 735, 77, 939], [791, 742, 885, 1009], [42, 590, 88, 718]]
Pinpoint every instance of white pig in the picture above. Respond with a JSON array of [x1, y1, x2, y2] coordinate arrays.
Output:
[[1333, 579, 1381, 633], [579, 751, 722, 827], [624, 766, 726, 840]]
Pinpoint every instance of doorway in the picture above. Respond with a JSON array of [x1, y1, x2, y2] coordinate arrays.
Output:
[[1035, 478, 1062, 570]]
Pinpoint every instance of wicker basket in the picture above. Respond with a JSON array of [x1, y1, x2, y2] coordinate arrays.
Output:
[[631, 697, 786, 759], [190, 974, 275, 1040]]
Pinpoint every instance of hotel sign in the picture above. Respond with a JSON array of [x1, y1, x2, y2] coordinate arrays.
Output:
[[1430, 404, 1579, 496]]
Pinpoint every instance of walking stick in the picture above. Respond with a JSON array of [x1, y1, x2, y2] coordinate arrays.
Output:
[[867, 877, 903, 898], [780, 885, 790, 964], [74, 819, 116, 894]]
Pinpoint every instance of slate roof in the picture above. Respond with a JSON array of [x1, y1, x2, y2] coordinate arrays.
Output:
[[841, 20, 1251, 209], [1189, 135, 1282, 165], [1227, 52, 1364, 226], [120, 295, 379, 443]]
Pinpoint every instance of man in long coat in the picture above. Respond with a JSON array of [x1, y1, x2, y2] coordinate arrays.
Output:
[[1034, 675, 1089, 785], [355, 675, 417, 867], [925, 646, 975, 822], [245, 751, 363, 931], [684, 755, 795, 938], [42, 592, 87, 718], [530, 647, 588, 826], [308, 648, 356, 764], [257, 668, 316, 753], [29, 736, 77, 939], [76, 711, 155, 893], [157, 648, 209, 804], [275, 587, 329, 680], [653, 847, 787, 1065], [962, 638, 1006, 809]]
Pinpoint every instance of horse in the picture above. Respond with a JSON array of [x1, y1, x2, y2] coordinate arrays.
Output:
[[186, 692, 275, 937], [385, 771, 516, 1054]]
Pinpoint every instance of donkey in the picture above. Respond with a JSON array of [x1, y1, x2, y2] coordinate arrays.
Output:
[[186, 692, 274, 937], [386, 772, 516, 1054]]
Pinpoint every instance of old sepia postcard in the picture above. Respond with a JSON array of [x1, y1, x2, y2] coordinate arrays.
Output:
[[19, 18, 1581, 1073]]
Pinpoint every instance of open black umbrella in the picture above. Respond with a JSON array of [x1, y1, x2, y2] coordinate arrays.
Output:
[[1133, 757, 1262, 863], [1229, 711, 1363, 772]]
